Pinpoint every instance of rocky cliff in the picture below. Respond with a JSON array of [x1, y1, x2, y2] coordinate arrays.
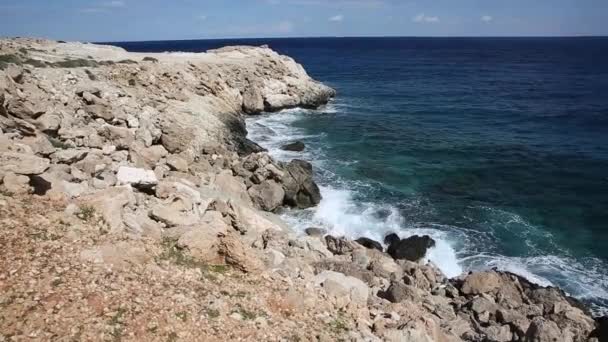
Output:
[[0, 38, 604, 341]]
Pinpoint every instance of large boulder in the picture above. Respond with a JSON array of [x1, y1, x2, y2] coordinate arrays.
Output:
[[313, 271, 369, 307], [386, 235, 435, 261], [247, 180, 285, 212], [280, 159, 321, 209], [324, 235, 356, 255], [0, 152, 50, 175], [460, 271, 503, 295]]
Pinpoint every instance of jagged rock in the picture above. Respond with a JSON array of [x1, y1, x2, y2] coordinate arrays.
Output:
[[166, 154, 189, 172], [313, 271, 369, 307], [355, 237, 383, 251], [314, 260, 375, 285], [386, 235, 435, 262], [381, 282, 425, 304], [99, 125, 134, 150], [52, 148, 88, 164], [0, 152, 50, 175], [281, 159, 321, 209], [116, 166, 158, 188], [155, 180, 201, 204], [35, 112, 62, 132], [325, 235, 356, 255], [218, 233, 263, 273], [281, 141, 305, 152], [129, 143, 168, 169], [248, 180, 285, 211]]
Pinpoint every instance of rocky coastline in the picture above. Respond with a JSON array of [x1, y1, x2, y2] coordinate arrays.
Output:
[[0, 38, 605, 341]]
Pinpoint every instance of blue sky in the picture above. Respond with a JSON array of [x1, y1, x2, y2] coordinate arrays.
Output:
[[0, 0, 606, 41]]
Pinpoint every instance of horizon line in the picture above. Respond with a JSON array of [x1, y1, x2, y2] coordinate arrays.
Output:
[[90, 34, 608, 44]]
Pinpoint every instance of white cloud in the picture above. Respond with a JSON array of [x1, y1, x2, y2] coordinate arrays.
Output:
[[481, 15, 493, 22], [413, 13, 439, 23], [103, 1, 125, 7], [329, 14, 344, 22]]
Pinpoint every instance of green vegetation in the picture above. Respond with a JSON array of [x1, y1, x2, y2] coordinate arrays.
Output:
[[117, 59, 138, 64], [76, 204, 96, 222], [52, 58, 99, 68]]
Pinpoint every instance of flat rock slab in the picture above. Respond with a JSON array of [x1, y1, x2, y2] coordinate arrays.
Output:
[[116, 166, 158, 188]]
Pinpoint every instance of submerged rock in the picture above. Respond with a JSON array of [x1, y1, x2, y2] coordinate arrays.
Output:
[[281, 141, 305, 152]]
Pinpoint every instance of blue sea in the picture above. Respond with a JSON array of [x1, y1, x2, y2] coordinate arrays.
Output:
[[109, 37, 608, 315]]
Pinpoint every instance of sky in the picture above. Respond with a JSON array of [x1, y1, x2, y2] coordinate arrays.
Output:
[[0, 0, 607, 42]]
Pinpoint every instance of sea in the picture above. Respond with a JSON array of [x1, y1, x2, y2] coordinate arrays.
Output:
[[108, 37, 608, 316]]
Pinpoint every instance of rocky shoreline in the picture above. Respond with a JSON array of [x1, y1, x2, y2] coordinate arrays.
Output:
[[0, 38, 605, 341]]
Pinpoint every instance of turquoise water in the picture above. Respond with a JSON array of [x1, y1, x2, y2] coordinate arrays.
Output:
[[112, 37, 608, 315]]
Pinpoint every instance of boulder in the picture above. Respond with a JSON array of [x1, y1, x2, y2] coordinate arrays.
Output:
[[214, 170, 253, 206], [116, 166, 158, 189], [177, 211, 230, 263], [355, 237, 383, 252], [386, 235, 435, 262], [1, 172, 31, 194], [150, 197, 200, 227], [0, 152, 50, 175], [52, 149, 88, 164], [280, 159, 321, 209], [381, 282, 422, 304], [460, 271, 503, 295], [313, 271, 369, 307], [166, 154, 189, 172], [281, 141, 305, 152], [305, 227, 326, 237], [325, 235, 356, 255], [99, 125, 134, 150], [242, 85, 264, 114], [525, 318, 563, 342], [247, 180, 285, 211], [218, 233, 263, 273], [129, 143, 168, 169]]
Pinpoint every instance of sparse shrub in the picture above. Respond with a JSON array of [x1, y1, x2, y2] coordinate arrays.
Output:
[[23, 58, 48, 68], [52, 58, 99, 68], [142, 56, 158, 63], [117, 59, 138, 64], [76, 204, 96, 222]]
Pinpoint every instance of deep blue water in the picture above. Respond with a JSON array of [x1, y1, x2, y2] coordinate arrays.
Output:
[[109, 37, 608, 315]]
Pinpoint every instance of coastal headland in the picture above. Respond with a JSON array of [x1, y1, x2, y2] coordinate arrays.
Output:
[[0, 38, 605, 341]]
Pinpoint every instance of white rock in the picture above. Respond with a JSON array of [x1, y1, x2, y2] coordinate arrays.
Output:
[[116, 166, 157, 187]]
